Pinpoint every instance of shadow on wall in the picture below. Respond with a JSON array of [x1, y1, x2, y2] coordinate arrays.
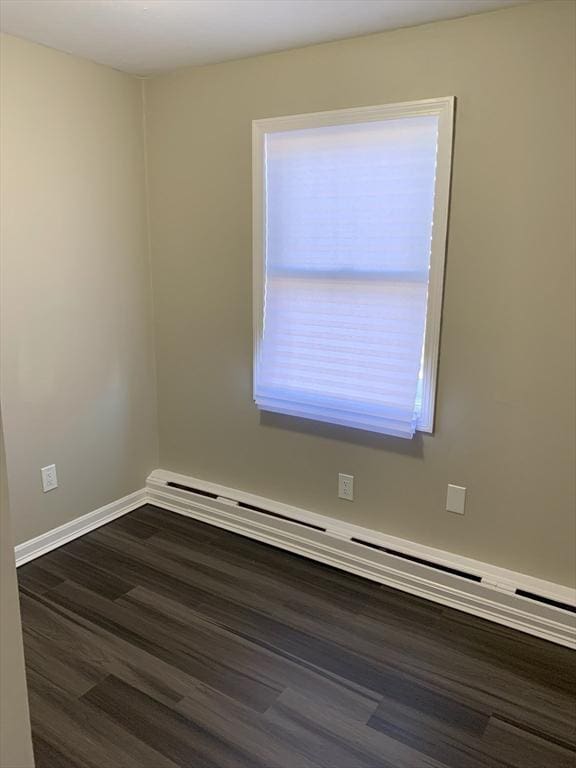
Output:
[[260, 411, 425, 458]]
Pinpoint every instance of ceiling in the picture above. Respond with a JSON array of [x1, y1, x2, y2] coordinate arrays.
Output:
[[0, 0, 530, 76]]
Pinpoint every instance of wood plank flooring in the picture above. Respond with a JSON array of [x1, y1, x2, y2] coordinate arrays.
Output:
[[17, 504, 576, 768]]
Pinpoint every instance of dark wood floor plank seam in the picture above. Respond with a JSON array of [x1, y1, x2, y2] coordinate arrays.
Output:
[[115, 585, 382, 721], [487, 712, 576, 753], [17, 505, 576, 768]]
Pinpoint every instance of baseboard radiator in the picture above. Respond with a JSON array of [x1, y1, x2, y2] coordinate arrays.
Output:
[[14, 470, 575, 648], [148, 470, 576, 648]]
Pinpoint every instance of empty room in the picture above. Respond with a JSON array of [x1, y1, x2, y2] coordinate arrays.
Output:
[[0, 0, 575, 766]]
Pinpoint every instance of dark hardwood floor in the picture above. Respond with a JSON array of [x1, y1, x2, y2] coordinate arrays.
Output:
[[17, 504, 576, 768]]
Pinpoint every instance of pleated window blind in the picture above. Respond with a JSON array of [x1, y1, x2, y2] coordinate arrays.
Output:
[[253, 99, 454, 438]]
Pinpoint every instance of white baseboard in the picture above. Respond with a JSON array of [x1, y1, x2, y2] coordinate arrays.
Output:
[[14, 470, 575, 648], [147, 469, 576, 649], [14, 488, 148, 567]]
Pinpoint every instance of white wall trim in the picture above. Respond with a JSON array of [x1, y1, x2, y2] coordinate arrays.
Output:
[[14, 488, 148, 567], [14, 471, 575, 648], [147, 469, 576, 649]]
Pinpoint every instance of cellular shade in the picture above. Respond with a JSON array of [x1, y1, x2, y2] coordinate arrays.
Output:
[[254, 114, 440, 438]]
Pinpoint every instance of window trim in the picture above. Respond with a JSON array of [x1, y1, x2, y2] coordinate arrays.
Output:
[[252, 96, 455, 435]]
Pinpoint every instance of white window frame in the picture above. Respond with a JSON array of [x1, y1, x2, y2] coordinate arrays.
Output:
[[252, 96, 454, 434]]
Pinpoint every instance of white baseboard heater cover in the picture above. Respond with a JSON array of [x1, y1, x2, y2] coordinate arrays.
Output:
[[148, 469, 576, 649]]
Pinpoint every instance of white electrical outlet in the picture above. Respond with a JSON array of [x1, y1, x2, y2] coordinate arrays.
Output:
[[446, 484, 466, 515], [338, 473, 354, 501], [41, 464, 58, 493]]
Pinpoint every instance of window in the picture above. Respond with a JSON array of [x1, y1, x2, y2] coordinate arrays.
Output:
[[253, 97, 454, 438]]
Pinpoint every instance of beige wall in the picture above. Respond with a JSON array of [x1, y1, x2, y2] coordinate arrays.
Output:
[[0, 413, 34, 768], [1, 2, 574, 587], [0, 35, 158, 544], [145, 0, 576, 587]]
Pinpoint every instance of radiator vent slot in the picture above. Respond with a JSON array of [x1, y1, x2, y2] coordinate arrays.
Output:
[[166, 482, 219, 499], [515, 590, 576, 614], [237, 502, 326, 532], [164, 481, 326, 532], [351, 538, 481, 582]]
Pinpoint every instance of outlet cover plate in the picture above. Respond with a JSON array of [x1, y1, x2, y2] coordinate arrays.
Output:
[[41, 464, 58, 493], [446, 484, 466, 514], [338, 473, 354, 501]]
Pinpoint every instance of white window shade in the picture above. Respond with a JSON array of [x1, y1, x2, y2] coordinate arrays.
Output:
[[253, 99, 454, 438]]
